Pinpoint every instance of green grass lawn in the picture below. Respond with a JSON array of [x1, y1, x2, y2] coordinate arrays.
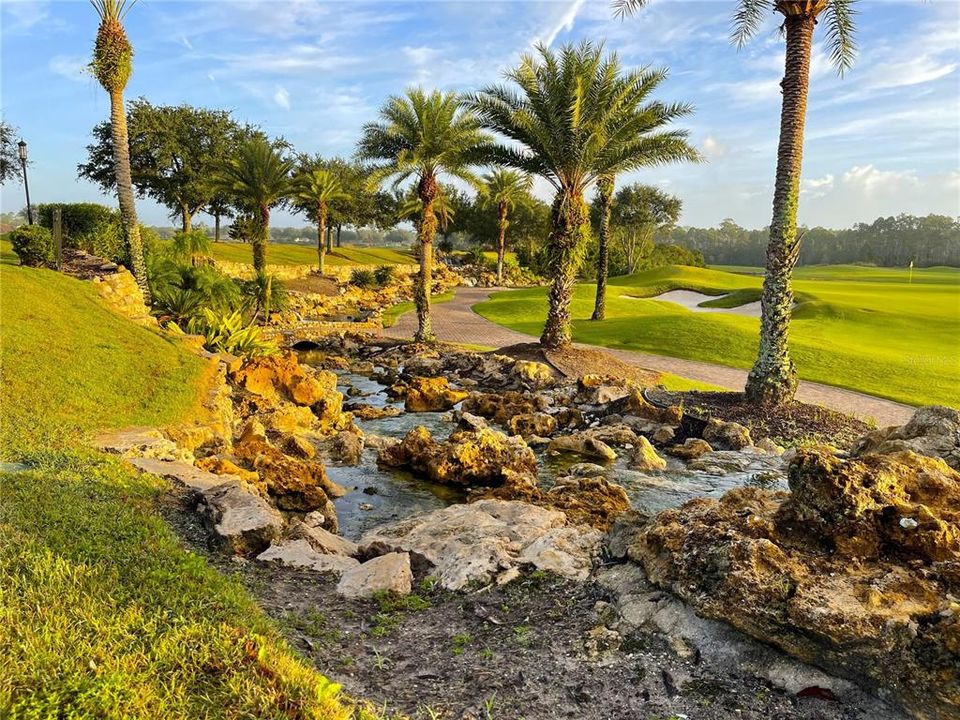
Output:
[[475, 264, 960, 407], [0, 265, 376, 719], [208, 240, 415, 267]]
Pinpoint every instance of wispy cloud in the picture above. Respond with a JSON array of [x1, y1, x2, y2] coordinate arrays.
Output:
[[273, 86, 291, 110], [48, 55, 88, 83], [536, 0, 588, 47]]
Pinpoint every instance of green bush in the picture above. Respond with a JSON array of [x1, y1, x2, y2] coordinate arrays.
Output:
[[466, 246, 486, 265], [350, 267, 375, 288], [9, 225, 54, 268], [184, 308, 278, 358], [373, 264, 395, 286], [152, 287, 205, 325], [241, 271, 288, 316], [170, 229, 212, 266], [37, 202, 115, 242]]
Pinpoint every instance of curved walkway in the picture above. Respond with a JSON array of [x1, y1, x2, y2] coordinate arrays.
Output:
[[383, 287, 917, 426]]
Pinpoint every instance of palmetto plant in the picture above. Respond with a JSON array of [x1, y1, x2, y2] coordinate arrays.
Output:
[[292, 168, 349, 274], [214, 137, 293, 273], [471, 41, 699, 348], [481, 169, 533, 284], [614, 0, 857, 404], [357, 88, 490, 342], [89, 0, 150, 300]]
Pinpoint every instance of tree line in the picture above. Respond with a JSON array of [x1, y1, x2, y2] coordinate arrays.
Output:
[[665, 215, 960, 268]]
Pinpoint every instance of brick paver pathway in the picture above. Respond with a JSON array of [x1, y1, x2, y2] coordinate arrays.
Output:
[[382, 287, 916, 426]]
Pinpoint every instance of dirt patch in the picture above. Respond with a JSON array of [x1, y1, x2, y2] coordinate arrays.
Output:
[[497, 343, 663, 387], [59, 249, 121, 279], [677, 391, 872, 447], [286, 273, 341, 295], [157, 486, 894, 720]]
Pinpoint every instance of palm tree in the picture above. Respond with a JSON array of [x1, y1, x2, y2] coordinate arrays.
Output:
[[215, 137, 293, 273], [357, 88, 490, 342], [481, 169, 533, 284], [90, 0, 149, 300], [614, 0, 857, 404], [292, 169, 349, 274], [397, 185, 457, 236], [471, 42, 699, 348], [591, 174, 615, 320]]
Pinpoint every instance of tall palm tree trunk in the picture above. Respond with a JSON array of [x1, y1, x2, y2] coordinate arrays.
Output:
[[254, 203, 269, 273], [317, 203, 327, 274], [541, 191, 586, 349], [109, 89, 150, 302], [496, 201, 508, 285], [415, 174, 438, 343], [592, 176, 614, 321], [745, 11, 814, 405]]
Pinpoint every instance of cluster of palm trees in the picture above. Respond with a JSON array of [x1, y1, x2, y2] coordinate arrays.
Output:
[[91, 0, 859, 406]]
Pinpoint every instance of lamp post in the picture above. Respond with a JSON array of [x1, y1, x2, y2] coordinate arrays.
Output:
[[18, 139, 33, 225]]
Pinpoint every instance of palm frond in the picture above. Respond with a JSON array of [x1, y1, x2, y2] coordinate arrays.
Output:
[[823, 0, 859, 75], [610, 0, 649, 20], [731, 0, 770, 48]]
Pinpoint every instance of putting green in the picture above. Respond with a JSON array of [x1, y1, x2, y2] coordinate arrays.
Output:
[[474, 264, 960, 408]]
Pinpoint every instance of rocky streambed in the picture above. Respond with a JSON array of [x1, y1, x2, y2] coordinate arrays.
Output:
[[100, 335, 959, 720]]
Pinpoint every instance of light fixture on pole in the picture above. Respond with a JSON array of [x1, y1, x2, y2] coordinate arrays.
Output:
[[18, 139, 33, 225]]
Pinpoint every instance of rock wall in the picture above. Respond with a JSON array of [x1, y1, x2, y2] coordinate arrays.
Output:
[[91, 269, 155, 324], [213, 258, 418, 282]]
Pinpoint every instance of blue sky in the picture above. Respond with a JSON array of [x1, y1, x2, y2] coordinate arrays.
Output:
[[1, 0, 958, 228]]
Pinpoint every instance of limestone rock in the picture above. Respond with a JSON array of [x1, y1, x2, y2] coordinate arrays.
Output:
[[403, 376, 469, 412], [257, 539, 359, 574], [329, 430, 364, 465], [129, 457, 229, 492], [508, 412, 557, 439], [630, 436, 667, 471], [94, 427, 188, 462], [702, 418, 753, 450], [518, 526, 603, 580], [196, 455, 260, 485], [461, 391, 548, 426], [548, 433, 617, 462], [289, 520, 360, 556], [627, 447, 960, 719], [851, 405, 960, 470], [542, 475, 630, 530], [610, 389, 682, 425], [378, 425, 538, 487], [512, 359, 556, 390], [360, 500, 599, 590], [665, 437, 713, 460], [344, 403, 403, 421], [336, 552, 413, 598], [202, 481, 283, 554]]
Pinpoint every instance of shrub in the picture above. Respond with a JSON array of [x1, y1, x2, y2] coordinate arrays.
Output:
[[171, 229, 212, 266], [153, 287, 206, 325], [350, 268, 375, 288], [466, 246, 486, 265], [185, 308, 278, 358], [240, 271, 288, 316], [373, 264, 395, 286], [9, 225, 54, 268], [37, 202, 115, 242]]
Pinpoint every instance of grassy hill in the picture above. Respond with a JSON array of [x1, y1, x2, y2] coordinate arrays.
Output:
[[207, 241, 415, 267], [475, 264, 960, 408], [0, 265, 374, 719]]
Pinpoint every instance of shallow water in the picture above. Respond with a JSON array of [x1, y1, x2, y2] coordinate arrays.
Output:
[[299, 355, 787, 538]]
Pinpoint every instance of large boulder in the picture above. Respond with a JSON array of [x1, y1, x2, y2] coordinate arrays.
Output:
[[548, 433, 617, 462], [627, 447, 960, 719], [336, 552, 413, 598], [851, 405, 960, 470], [630, 436, 667, 471], [378, 425, 538, 487], [702, 418, 753, 450], [201, 481, 284, 554], [511, 359, 556, 390], [461, 390, 548, 426], [360, 500, 601, 590], [402, 376, 469, 412]]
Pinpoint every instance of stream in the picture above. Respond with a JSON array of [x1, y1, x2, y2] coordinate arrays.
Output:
[[298, 353, 788, 540]]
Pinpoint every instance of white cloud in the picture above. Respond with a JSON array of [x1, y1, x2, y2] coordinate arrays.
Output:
[[801, 173, 835, 198], [402, 45, 441, 66], [724, 78, 781, 104], [868, 55, 957, 90], [841, 165, 920, 195], [702, 135, 728, 159], [273, 86, 291, 110], [537, 0, 588, 47], [48, 55, 88, 83], [2, 0, 50, 33]]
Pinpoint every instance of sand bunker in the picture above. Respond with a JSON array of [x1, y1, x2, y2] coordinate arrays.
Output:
[[627, 289, 763, 318]]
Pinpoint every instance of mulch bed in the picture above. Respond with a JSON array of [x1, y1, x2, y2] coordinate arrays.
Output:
[[59, 249, 121, 280], [678, 391, 873, 447], [496, 342, 663, 388]]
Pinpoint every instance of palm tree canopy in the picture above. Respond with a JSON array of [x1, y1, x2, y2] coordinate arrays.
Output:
[[481, 169, 533, 212], [90, 0, 139, 92], [293, 169, 350, 211], [356, 88, 491, 191], [214, 137, 293, 212], [612, 0, 857, 74], [470, 41, 700, 196], [397, 186, 457, 232]]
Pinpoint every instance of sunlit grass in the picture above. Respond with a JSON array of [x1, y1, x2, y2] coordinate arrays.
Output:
[[0, 264, 383, 719], [475, 264, 960, 407]]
